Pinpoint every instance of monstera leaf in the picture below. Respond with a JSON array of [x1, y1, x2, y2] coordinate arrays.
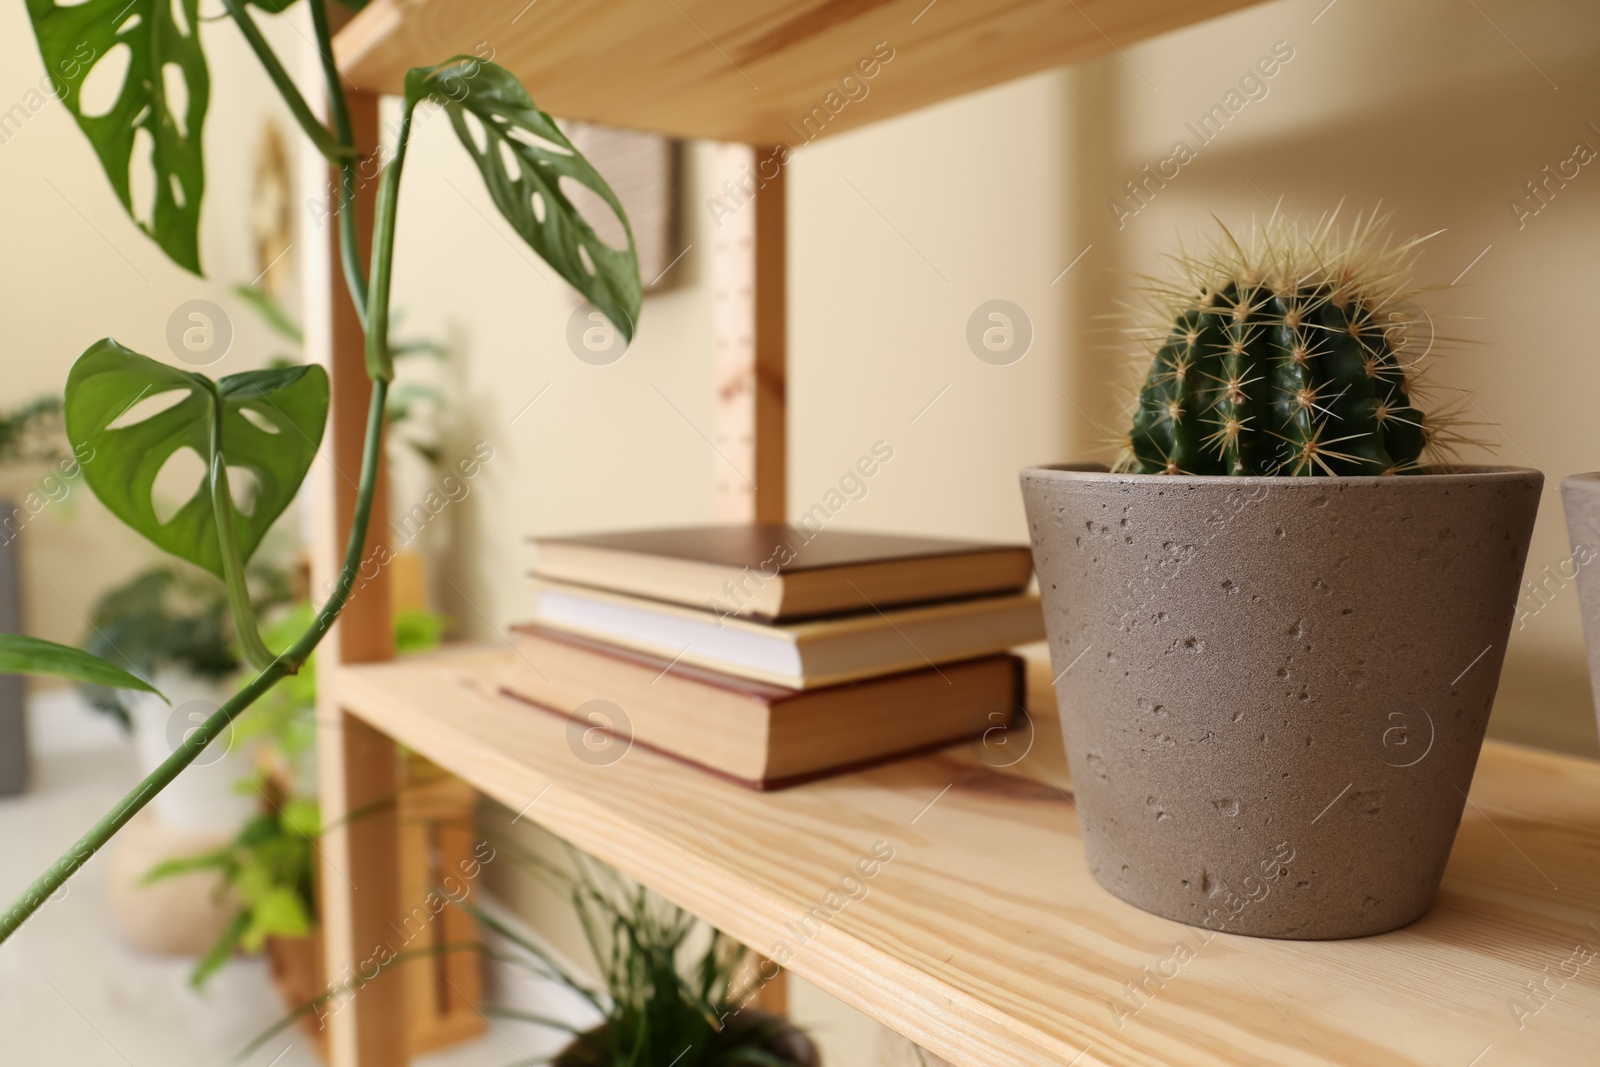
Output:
[[0, 633, 165, 699], [26, 0, 208, 274], [64, 341, 327, 578], [222, 1, 371, 12], [409, 58, 641, 340]]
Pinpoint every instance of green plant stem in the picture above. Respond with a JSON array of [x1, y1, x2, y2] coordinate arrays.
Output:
[[0, 381, 389, 945], [364, 97, 419, 382], [310, 0, 369, 323], [220, 0, 353, 167], [208, 399, 275, 672], [205, 378, 274, 672]]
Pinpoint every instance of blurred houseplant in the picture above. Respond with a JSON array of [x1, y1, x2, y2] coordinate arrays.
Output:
[[0, 396, 67, 469], [533, 864, 818, 1067], [1, 0, 641, 942], [80, 561, 292, 729], [89, 563, 290, 828], [252, 849, 818, 1067], [1020, 211, 1541, 938], [143, 604, 447, 988], [85, 560, 293, 953]]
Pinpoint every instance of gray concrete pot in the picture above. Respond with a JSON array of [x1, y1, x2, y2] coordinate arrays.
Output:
[[1560, 473, 1600, 740], [1020, 465, 1541, 939]]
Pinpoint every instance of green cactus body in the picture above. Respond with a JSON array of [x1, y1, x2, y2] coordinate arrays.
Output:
[[1127, 279, 1429, 477]]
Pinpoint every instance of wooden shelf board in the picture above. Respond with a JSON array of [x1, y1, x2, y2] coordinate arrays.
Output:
[[334, 0, 1268, 144], [337, 645, 1600, 1066]]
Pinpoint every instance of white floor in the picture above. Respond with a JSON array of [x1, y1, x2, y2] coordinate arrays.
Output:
[[0, 692, 566, 1067]]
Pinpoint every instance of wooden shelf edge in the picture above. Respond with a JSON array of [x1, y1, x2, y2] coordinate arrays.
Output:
[[333, 648, 1600, 1067], [331, 0, 1273, 144], [334, 651, 1081, 1065]]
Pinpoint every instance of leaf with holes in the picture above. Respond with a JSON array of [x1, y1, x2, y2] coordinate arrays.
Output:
[[64, 340, 328, 578], [0, 633, 166, 700], [408, 58, 641, 340], [26, 0, 208, 273]]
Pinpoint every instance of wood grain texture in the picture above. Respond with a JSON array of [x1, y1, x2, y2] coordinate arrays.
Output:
[[337, 646, 1600, 1066], [712, 144, 787, 523], [396, 756, 486, 1052], [307, 87, 407, 1067], [332, 0, 1268, 145]]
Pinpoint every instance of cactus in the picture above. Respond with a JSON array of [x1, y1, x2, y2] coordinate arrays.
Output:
[[1119, 211, 1469, 476]]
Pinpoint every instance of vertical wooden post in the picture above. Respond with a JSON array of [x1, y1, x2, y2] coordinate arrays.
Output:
[[712, 143, 787, 524], [710, 144, 791, 1016], [308, 88, 407, 1067]]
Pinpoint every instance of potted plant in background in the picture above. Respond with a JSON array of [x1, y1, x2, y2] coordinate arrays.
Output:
[[79, 560, 293, 954], [526, 860, 817, 1067], [142, 602, 452, 1047], [81, 562, 293, 829], [250, 848, 819, 1067], [1020, 211, 1541, 938]]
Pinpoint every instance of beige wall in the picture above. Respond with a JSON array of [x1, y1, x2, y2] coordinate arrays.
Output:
[[383, 69, 1077, 648], [1083, 0, 1600, 757]]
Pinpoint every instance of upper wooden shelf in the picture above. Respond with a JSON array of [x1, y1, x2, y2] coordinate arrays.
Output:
[[334, 0, 1267, 144], [338, 646, 1600, 1067]]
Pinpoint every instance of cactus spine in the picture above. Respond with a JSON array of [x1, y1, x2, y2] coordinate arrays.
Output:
[[1121, 211, 1462, 477]]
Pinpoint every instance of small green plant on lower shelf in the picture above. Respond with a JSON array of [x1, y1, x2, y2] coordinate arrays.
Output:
[[1119, 209, 1476, 477], [525, 857, 815, 1067], [0, 0, 641, 942], [246, 847, 817, 1066]]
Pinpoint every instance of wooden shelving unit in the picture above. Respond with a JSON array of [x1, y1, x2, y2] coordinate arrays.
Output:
[[306, 2, 1600, 1064], [336, 649, 1600, 1067], [332, 0, 1267, 144]]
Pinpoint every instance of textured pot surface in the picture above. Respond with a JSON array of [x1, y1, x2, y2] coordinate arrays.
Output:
[[1560, 474, 1600, 739], [1021, 466, 1541, 938]]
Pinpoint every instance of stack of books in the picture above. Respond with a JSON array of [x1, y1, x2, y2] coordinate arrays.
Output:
[[503, 524, 1045, 789]]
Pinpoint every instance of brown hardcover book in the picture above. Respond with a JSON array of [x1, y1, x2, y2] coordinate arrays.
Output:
[[504, 624, 1023, 790], [531, 523, 1034, 621]]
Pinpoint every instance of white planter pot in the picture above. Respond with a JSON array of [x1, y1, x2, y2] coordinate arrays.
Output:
[[126, 670, 255, 834]]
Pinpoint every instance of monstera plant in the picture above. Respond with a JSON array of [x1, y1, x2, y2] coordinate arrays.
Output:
[[0, 0, 641, 940]]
